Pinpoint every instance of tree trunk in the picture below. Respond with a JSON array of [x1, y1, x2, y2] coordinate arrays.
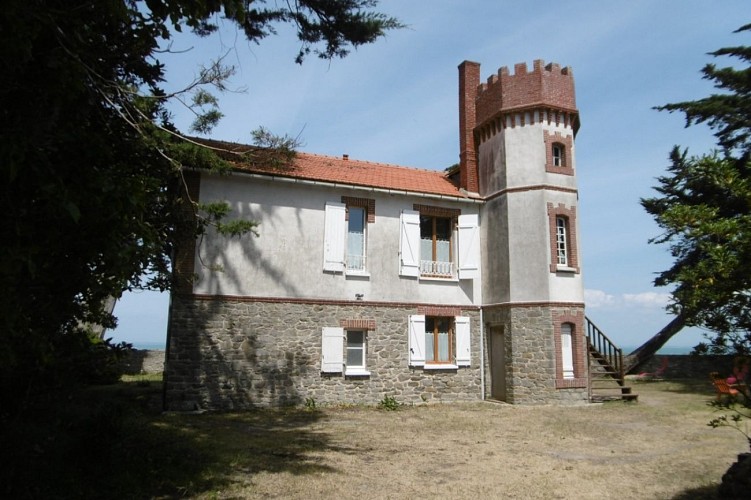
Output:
[[91, 296, 118, 339], [625, 313, 687, 374]]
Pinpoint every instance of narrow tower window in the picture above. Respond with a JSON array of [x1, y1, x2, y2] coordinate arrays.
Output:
[[544, 131, 574, 175], [561, 323, 575, 379], [547, 203, 579, 274], [556, 216, 568, 266], [552, 143, 565, 167]]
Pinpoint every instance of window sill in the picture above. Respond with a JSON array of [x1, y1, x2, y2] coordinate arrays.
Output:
[[345, 270, 370, 279], [556, 266, 577, 274], [418, 276, 459, 283], [555, 377, 587, 389], [345, 369, 370, 377], [423, 363, 459, 370]]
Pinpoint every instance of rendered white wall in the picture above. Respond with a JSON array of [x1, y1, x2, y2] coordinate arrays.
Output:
[[193, 173, 482, 306], [477, 118, 584, 305]]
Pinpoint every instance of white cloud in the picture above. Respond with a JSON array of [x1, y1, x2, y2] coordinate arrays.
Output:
[[584, 289, 616, 308], [585, 289, 671, 310], [622, 292, 671, 309]]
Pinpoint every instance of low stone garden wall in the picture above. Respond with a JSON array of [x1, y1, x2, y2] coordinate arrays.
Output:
[[632, 354, 737, 379], [122, 349, 165, 375]]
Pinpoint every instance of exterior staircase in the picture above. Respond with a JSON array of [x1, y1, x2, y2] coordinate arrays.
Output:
[[586, 317, 638, 402]]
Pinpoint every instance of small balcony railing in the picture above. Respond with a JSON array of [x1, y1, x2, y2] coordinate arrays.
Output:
[[420, 260, 454, 278], [346, 254, 366, 272]]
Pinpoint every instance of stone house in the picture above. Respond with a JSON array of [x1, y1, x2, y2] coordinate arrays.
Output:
[[164, 59, 591, 410]]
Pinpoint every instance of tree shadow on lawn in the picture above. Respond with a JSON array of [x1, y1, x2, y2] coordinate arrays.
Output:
[[1, 380, 348, 499], [637, 378, 716, 397], [671, 483, 720, 499]]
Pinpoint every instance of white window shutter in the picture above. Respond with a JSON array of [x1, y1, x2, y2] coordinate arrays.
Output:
[[408, 315, 426, 366], [323, 202, 346, 272], [321, 327, 344, 373], [455, 316, 471, 366], [399, 210, 420, 277], [457, 214, 480, 280]]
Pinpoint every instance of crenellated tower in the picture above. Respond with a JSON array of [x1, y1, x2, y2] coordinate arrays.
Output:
[[460, 60, 588, 404]]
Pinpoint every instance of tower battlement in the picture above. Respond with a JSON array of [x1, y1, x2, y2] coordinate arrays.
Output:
[[475, 59, 576, 127]]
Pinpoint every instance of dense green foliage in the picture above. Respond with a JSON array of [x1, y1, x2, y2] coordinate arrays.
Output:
[[0, 0, 399, 414], [643, 24, 751, 354]]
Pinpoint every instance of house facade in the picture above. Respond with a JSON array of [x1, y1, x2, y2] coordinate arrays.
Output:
[[164, 59, 589, 410]]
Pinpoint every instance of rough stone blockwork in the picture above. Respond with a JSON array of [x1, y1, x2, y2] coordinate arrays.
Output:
[[483, 304, 588, 405], [122, 350, 165, 375], [634, 354, 738, 379], [165, 297, 482, 410]]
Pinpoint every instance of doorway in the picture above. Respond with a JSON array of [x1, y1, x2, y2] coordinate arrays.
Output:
[[490, 326, 507, 401]]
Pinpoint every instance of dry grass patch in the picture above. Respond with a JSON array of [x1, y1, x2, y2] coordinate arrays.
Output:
[[10, 377, 744, 498], [183, 380, 747, 499]]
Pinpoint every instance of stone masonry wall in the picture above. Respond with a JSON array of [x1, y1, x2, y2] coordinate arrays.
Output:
[[122, 349, 165, 375], [483, 304, 588, 405], [633, 354, 738, 380], [165, 296, 482, 410]]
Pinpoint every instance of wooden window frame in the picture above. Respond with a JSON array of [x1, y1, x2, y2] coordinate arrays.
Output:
[[425, 316, 455, 365], [413, 204, 461, 279], [420, 215, 454, 276]]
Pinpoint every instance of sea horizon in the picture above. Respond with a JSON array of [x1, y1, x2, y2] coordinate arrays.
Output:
[[621, 345, 694, 355]]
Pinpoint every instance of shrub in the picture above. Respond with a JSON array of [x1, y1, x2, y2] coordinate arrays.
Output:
[[378, 395, 400, 411]]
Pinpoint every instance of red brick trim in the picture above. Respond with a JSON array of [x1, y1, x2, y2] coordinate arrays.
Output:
[[544, 131, 574, 175], [547, 203, 580, 274], [476, 108, 579, 146], [555, 378, 588, 389], [341, 196, 375, 223], [459, 61, 480, 193], [179, 294, 588, 313], [552, 310, 587, 389], [475, 60, 577, 128], [413, 204, 461, 218], [181, 293, 482, 311], [482, 301, 585, 309], [417, 306, 462, 317], [340, 319, 376, 330]]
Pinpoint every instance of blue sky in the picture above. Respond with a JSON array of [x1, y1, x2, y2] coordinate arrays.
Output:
[[110, 0, 749, 350]]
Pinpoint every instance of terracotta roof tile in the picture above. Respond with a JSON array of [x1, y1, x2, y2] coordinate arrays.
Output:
[[191, 138, 470, 199], [277, 152, 466, 197]]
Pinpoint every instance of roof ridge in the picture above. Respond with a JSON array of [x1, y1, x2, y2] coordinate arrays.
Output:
[[296, 151, 449, 176]]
